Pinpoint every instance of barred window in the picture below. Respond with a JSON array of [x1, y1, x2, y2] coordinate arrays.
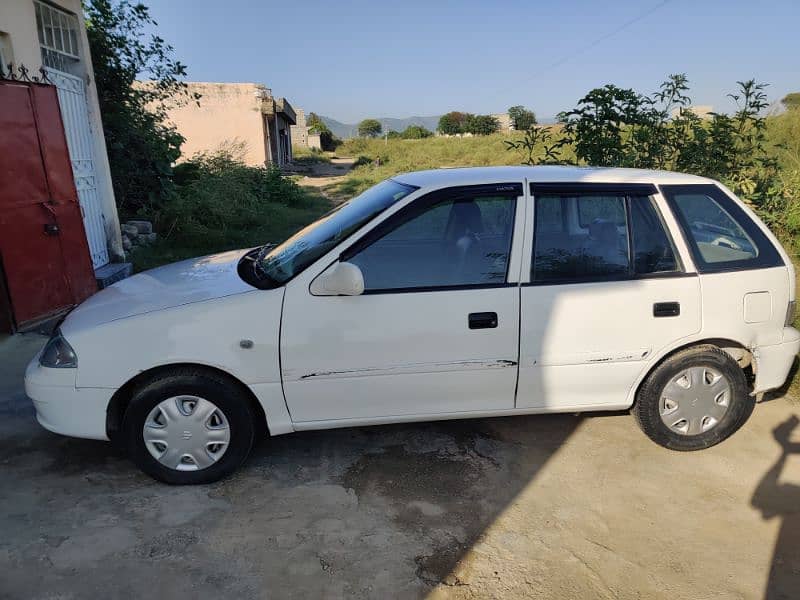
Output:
[[35, 1, 80, 73]]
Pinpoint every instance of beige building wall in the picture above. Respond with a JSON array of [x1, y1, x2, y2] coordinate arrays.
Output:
[[0, 0, 123, 261], [290, 108, 323, 151], [165, 82, 269, 166], [307, 133, 322, 150], [491, 113, 514, 132]]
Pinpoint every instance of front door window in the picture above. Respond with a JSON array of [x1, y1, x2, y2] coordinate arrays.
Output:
[[349, 192, 517, 292]]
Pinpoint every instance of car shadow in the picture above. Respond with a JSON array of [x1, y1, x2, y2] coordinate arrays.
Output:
[[229, 411, 585, 593]]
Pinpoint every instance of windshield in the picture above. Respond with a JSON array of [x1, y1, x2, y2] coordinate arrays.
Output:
[[254, 179, 416, 286]]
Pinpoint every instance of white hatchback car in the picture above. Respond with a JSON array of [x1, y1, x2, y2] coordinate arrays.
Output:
[[26, 166, 800, 484]]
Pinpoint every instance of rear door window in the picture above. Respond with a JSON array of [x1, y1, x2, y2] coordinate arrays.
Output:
[[533, 194, 630, 281], [531, 188, 679, 283], [661, 184, 783, 272], [630, 197, 680, 274]]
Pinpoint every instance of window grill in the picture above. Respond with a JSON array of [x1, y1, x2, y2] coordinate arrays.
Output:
[[35, 1, 80, 72]]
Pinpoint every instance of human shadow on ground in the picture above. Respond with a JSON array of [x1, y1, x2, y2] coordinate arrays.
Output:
[[752, 414, 800, 599]]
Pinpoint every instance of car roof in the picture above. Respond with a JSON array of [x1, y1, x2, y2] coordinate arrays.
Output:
[[392, 165, 715, 189]]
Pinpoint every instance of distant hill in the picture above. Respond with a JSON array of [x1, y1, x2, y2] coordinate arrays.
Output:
[[320, 115, 442, 139]]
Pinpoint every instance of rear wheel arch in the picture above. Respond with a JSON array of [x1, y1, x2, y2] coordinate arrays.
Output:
[[630, 338, 753, 408], [631, 342, 754, 450], [106, 363, 267, 444]]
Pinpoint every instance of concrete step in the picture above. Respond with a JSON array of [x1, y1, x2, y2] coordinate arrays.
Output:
[[95, 262, 132, 289]]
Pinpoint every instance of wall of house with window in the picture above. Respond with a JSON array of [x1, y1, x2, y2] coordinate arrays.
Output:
[[0, 0, 123, 266]]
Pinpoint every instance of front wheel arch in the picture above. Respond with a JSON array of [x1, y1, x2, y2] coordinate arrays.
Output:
[[106, 363, 267, 445]]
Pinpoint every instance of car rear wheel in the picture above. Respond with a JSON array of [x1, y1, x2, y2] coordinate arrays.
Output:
[[123, 369, 256, 484], [632, 345, 753, 451]]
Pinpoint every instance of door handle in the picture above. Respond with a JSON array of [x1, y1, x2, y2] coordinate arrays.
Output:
[[469, 312, 498, 329], [653, 302, 680, 317]]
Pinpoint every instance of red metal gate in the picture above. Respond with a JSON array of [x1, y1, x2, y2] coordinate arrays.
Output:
[[0, 80, 97, 332]]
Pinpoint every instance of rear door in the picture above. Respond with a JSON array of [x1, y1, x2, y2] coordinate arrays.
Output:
[[516, 183, 702, 410]]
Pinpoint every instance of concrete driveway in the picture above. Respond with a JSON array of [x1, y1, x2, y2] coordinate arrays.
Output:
[[1, 333, 798, 599]]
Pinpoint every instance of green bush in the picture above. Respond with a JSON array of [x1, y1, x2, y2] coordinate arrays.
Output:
[[352, 155, 374, 168], [502, 74, 798, 242], [401, 125, 433, 139], [132, 149, 329, 270]]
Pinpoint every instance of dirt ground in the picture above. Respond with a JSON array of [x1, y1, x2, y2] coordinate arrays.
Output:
[[296, 157, 356, 193], [1, 333, 799, 599]]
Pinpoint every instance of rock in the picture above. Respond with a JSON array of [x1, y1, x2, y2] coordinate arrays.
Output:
[[122, 235, 132, 251], [127, 220, 153, 235], [137, 233, 157, 246], [121, 224, 139, 239]]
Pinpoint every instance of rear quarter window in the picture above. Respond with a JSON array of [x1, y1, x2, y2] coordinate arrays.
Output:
[[660, 184, 783, 273]]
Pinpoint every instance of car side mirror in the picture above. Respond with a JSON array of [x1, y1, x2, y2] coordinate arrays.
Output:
[[310, 261, 365, 296]]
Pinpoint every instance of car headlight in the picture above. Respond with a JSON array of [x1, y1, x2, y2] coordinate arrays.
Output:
[[39, 330, 78, 368]]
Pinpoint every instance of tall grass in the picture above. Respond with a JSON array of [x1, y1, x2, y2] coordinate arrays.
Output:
[[332, 133, 568, 196]]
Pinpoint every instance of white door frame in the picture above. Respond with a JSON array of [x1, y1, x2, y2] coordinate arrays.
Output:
[[45, 67, 109, 269]]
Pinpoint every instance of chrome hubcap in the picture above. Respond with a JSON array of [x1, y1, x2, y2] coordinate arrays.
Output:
[[659, 366, 731, 436], [143, 396, 230, 471]]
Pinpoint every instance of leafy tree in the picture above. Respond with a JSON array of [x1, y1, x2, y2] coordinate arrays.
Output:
[[306, 112, 339, 150], [437, 111, 470, 135], [555, 75, 777, 203], [386, 130, 402, 139], [557, 84, 655, 167], [85, 0, 198, 216], [508, 105, 537, 130], [782, 93, 800, 111], [464, 114, 499, 136], [401, 125, 433, 139], [358, 118, 382, 137], [306, 112, 330, 134]]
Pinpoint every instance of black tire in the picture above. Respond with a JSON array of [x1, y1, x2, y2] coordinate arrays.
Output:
[[122, 368, 257, 484], [632, 345, 754, 451]]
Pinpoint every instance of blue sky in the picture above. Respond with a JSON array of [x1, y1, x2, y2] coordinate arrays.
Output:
[[143, 0, 799, 123]]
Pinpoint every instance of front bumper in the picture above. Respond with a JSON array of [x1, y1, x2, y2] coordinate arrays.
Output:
[[24, 356, 111, 441], [753, 327, 800, 394]]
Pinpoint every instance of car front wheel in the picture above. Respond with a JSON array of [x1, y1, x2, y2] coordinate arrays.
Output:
[[122, 369, 257, 484], [632, 345, 754, 451]]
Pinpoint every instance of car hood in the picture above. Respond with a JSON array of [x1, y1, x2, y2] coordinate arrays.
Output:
[[63, 249, 257, 332]]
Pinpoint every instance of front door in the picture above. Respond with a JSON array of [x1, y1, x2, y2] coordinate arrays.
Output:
[[280, 184, 524, 423], [517, 184, 702, 410]]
